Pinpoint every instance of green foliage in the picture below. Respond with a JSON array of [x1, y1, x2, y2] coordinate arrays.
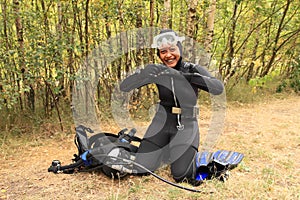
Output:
[[249, 75, 271, 89], [0, 0, 299, 131], [289, 59, 300, 93], [226, 81, 258, 103], [249, 69, 280, 89], [227, 77, 287, 104], [276, 57, 300, 93], [276, 80, 287, 93]]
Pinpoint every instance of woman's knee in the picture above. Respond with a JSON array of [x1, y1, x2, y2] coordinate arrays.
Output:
[[170, 147, 197, 181]]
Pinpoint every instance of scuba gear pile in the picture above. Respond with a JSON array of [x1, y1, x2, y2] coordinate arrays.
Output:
[[48, 125, 244, 193], [48, 125, 140, 178]]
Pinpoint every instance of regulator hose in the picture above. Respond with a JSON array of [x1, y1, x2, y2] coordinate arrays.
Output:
[[101, 154, 214, 194]]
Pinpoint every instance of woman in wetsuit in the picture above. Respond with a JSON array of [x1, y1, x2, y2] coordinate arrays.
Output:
[[120, 29, 224, 185]]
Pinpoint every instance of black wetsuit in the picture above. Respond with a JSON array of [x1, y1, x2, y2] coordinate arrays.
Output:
[[120, 60, 224, 183]]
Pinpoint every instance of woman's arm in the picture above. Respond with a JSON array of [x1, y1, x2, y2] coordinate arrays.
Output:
[[188, 65, 224, 95], [120, 64, 167, 92], [120, 70, 151, 92]]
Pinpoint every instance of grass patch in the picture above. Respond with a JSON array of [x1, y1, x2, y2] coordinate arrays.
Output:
[[226, 77, 298, 104]]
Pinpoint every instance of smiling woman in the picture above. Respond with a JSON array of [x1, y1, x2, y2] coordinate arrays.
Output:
[[118, 29, 230, 186], [154, 30, 184, 68], [158, 45, 181, 68]]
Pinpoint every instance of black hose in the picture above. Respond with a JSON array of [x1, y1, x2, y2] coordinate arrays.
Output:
[[59, 159, 84, 171], [48, 159, 85, 174], [131, 159, 209, 193], [100, 154, 213, 194], [50, 154, 213, 193]]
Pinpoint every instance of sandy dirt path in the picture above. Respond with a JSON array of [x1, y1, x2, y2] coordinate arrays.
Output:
[[0, 95, 299, 199]]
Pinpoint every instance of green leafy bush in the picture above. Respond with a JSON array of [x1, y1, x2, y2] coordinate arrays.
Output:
[[289, 59, 300, 93]]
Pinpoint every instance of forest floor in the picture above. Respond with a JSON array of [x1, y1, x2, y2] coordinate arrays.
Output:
[[0, 94, 299, 200]]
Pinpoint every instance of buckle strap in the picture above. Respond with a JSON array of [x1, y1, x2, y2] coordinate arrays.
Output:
[[172, 107, 182, 114], [171, 106, 199, 118]]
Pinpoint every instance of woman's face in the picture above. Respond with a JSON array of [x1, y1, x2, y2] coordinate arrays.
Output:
[[158, 44, 180, 68]]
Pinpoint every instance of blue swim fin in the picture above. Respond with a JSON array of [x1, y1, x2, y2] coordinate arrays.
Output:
[[195, 150, 244, 182], [212, 150, 244, 169]]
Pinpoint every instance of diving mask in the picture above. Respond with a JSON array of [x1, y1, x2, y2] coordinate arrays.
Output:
[[151, 32, 185, 49]]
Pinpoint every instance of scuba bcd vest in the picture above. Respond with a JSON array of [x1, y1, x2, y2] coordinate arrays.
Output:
[[49, 125, 141, 178]]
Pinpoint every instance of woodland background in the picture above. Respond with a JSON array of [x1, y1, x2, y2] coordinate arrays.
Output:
[[0, 0, 299, 133]]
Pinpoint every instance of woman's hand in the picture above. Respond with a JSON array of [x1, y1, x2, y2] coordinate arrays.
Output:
[[141, 64, 167, 79]]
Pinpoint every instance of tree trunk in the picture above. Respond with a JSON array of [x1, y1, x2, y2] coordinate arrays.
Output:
[[149, 0, 156, 63], [261, 0, 291, 77], [2, 0, 9, 50], [161, 0, 171, 28], [135, 0, 144, 68], [67, 1, 77, 100], [13, 0, 24, 62], [223, 2, 238, 85], [178, 0, 185, 33], [1, 0, 9, 109], [41, 0, 51, 116], [84, 0, 90, 58], [186, 0, 198, 38], [150, 0, 155, 27], [55, 1, 65, 100], [246, 19, 260, 81], [184, 0, 198, 63], [204, 0, 216, 54], [13, 0, 26, 110], [117, 0, 128, 81], [73, 1, 84, 54]]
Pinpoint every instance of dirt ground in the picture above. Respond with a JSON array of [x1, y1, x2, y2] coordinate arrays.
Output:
[[0, 95, 299, 200]]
